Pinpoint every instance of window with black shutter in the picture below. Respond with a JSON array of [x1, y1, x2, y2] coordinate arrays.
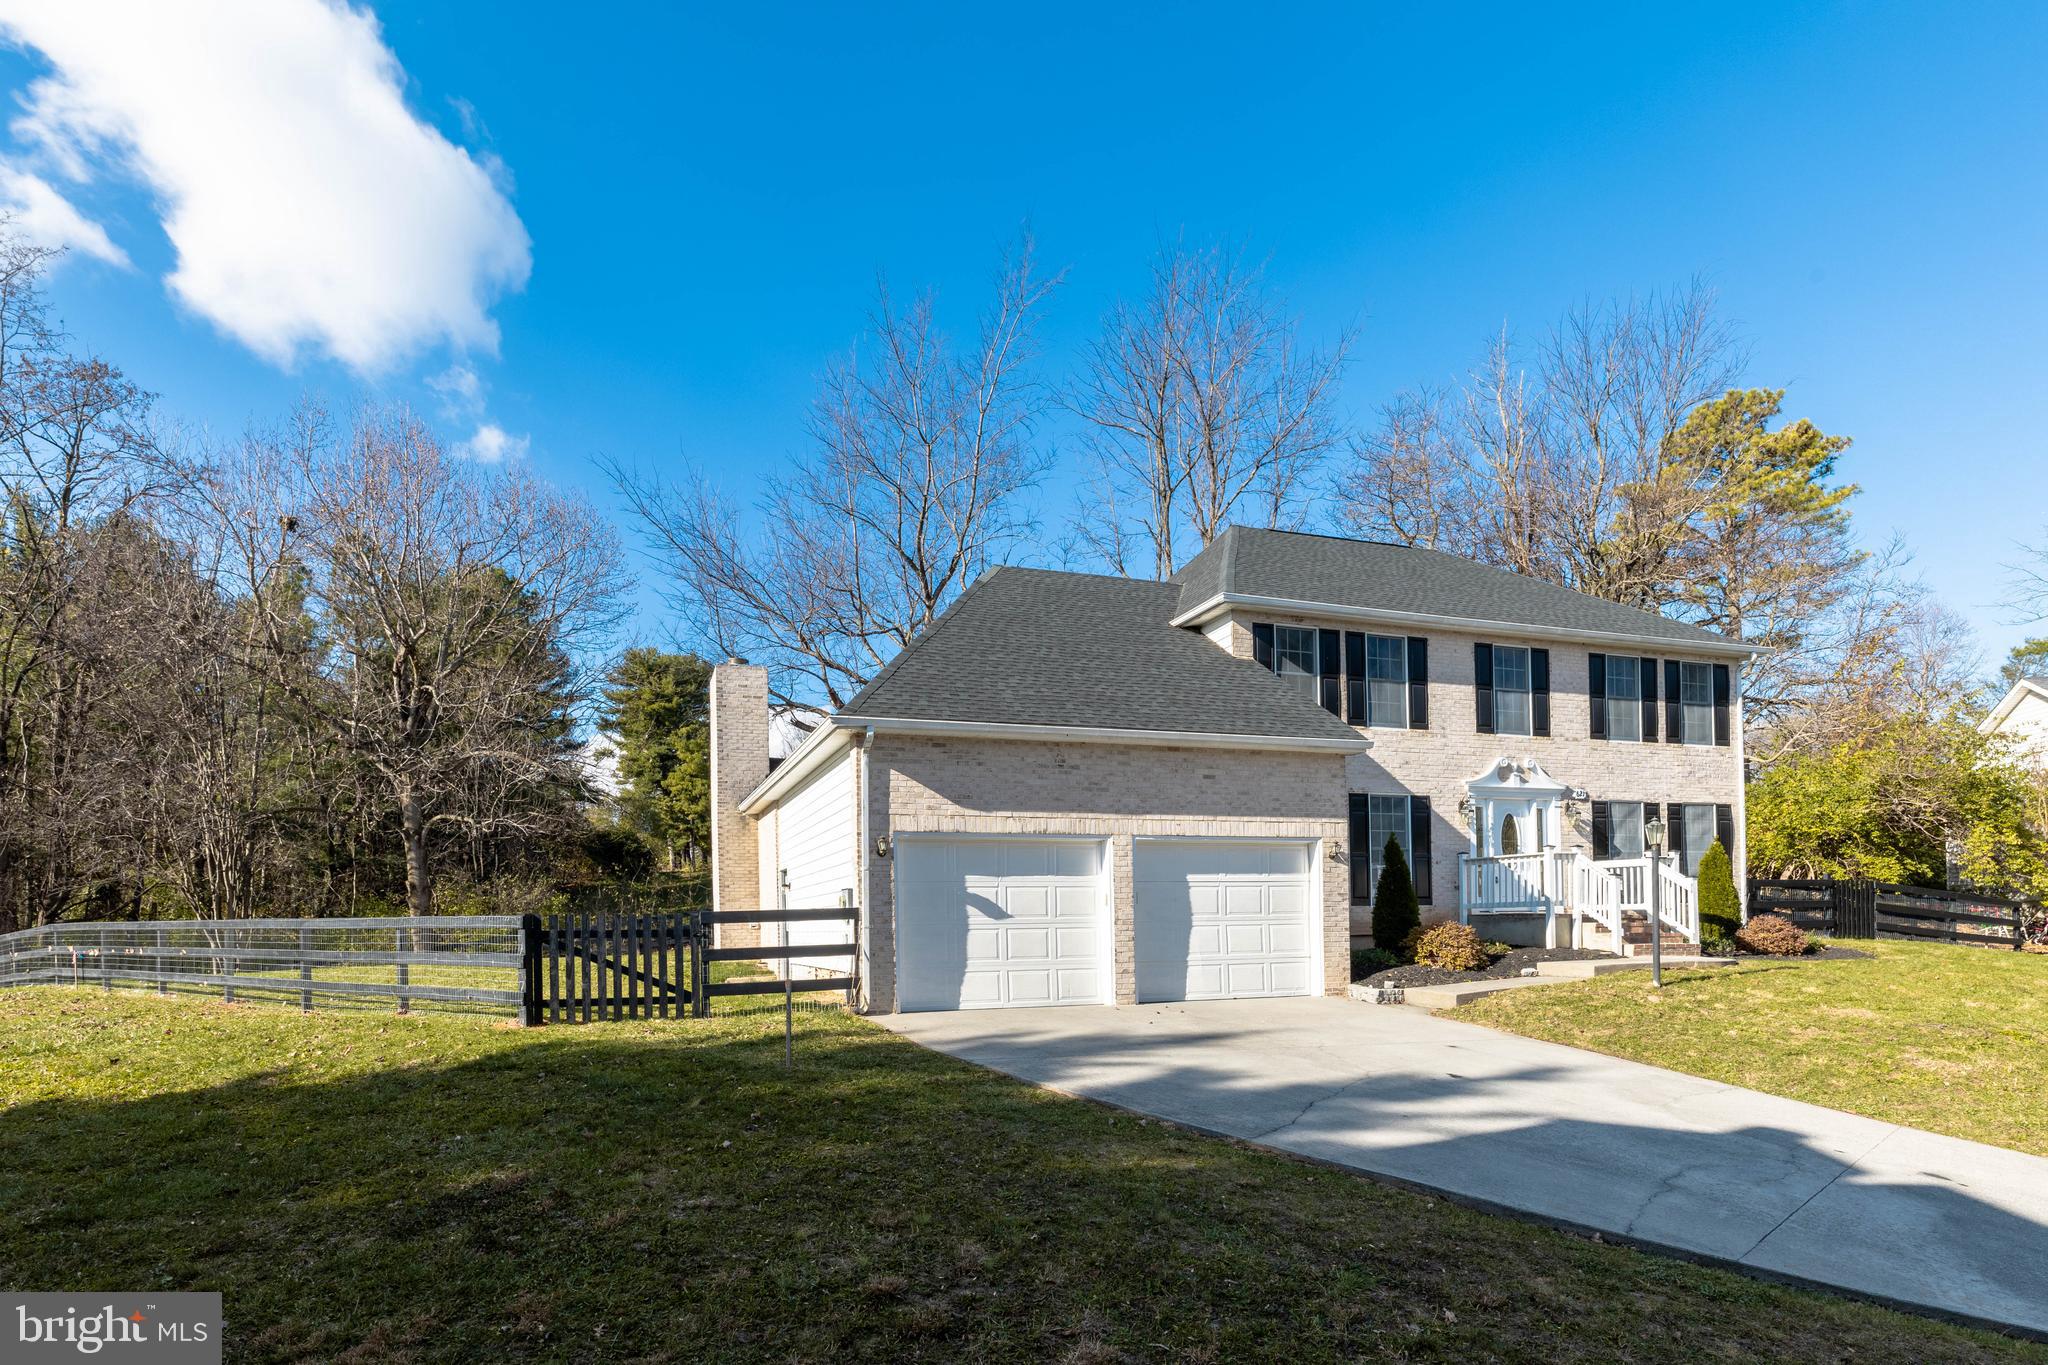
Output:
[[1590, 800, 1611, 859], [1473, 643, 1494, 733], [1252, 622, 1274, 671], [1318, 628, 1341, 716], [1531, 648, 1551, 736], [1715, 804, 1735, 861], [1410, 796, 1432, 903], [1640, 656, 1659, 743], [1713, 664, 1732, 746], [1344, 632, 1366, 724], [1664, 659, 1683, 743], [1347, 793, 1371, 901]]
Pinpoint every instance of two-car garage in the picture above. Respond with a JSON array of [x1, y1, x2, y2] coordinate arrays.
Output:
[[893, 835, 1320, 1012]]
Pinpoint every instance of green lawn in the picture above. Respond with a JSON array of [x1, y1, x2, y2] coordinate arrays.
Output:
[[0, 990, 2039, 1363], [1455, 941, 2048, 1156]]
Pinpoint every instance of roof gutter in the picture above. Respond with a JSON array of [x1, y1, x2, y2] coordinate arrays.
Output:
[[736, 722, 855, 815], [1170, 591, 1768, 658], [831, 714, 1372, 754]]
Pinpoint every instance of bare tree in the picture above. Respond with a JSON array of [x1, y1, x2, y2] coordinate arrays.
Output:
[[1068, 241, 1352, 578], [213, 406, 625, 916], [611, 239, 1057, 709]]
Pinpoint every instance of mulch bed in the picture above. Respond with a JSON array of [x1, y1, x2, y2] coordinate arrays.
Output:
[[1359, 946, 1617, 989], [1727, 943, 1873, 962]]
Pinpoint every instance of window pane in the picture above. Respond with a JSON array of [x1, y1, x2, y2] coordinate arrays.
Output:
[[1367, 794, 1411, 894], [1606, 656, 1641, 741], [1274, 626, 1318, 704], [1366, 635, 1407, 728], [1493, 645, 1531, 735], [1684, 804, 1716, 876], [1608, 801, 1644, 859], [1681, 662, 1713, 744]]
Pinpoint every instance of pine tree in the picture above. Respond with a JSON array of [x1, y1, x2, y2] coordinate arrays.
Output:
[[1371, 835, 1420, 956], [1697, 840, 1741, 941]]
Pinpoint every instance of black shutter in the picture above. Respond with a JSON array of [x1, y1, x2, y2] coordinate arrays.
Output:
[[1344, 632, 1366, 724], [1252, 622, 1274, 672], [1640, 657, 1659, 744], [1348, 793, 1371, 902], [1318, 629, 1341, 716], [1588, 651, 1606, 738], [1665, 802, 1685, 867], [1410, 797, 1433, 904], [1664, 659, 1683, 743], [1473, 643, 1494, 734], [1713, 664, 1732, 746], [1407, 637, 1429, 730], [1715, 803, 1735, 858], [1591, 801, 1611, 859], [1531, 647, 1551, 737]]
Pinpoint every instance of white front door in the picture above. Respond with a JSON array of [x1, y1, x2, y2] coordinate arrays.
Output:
[[1134, 839, 1317, 1002], [894, 838, 1108, 1011]]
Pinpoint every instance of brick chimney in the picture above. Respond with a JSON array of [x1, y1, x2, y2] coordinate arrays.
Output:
[[708, 660, 770, 916]]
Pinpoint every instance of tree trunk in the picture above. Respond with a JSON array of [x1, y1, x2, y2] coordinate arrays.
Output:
[[397, 782, 432, 917]]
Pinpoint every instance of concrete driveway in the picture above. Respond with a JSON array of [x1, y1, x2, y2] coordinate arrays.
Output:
[[884, 997, 2048, 1337]]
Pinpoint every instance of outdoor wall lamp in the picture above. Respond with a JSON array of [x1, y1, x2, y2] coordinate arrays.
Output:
[[873, 834, 891, 859], [1328, 840, 1345, 862]]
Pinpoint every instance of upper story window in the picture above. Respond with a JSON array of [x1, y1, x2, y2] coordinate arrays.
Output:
[[1492, 645, 1532, 736], [1366, 634, 1407, 728], [1604, 656, 1643, 741], [1272, 625, 1319, 705], [1678, 662, 1714, 745]]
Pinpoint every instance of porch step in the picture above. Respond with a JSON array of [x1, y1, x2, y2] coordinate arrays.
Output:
[[1400, 977, 1555, 1010], [1620, 938, 1696, 958], [1535, 956, 1737, 979]]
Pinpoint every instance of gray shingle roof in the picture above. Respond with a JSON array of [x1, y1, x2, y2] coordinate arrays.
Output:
[[839, 567, 1362, 742], [1172, 527, 1740, 649]]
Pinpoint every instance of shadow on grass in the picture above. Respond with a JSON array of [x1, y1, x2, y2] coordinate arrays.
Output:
[[0, 997, 2040, 1363]]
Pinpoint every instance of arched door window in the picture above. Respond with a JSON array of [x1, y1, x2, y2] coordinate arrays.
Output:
[[1498, 813, 1521, 855]]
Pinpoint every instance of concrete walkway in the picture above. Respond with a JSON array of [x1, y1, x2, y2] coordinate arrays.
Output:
[[885, 997, 2048, 1336]]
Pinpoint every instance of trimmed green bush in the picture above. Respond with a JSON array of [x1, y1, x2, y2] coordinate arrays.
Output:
[[1697, 840, 1741, 942], [1372, 836, 1421, 957], [1350, 946, 1399, 980]]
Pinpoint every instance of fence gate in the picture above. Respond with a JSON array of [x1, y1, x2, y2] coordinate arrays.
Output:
[[526, 913, 692, 1024]]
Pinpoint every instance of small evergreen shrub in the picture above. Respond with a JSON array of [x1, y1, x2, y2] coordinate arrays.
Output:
[[1480, 941, 1514, 960], [1735, 912, 1808, 957], [1371, 836, 1421, 957], [1412, 921, 1488, 971], [1350, 946, 1399, 980], [1700, 927, 1737, 957], [1696, 840, 1741, 942]]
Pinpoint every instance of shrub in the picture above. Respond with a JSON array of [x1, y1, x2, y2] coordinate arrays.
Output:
[[1350, 946, 1399, 980], [1371, 836, 1421, 956], [1480, 941, 1514, 960], [1700, 927, 1738, 957], [1735, 912, 1809, 957], [1412, 921, 1488, 971], [1696, 840, 1741, 941]]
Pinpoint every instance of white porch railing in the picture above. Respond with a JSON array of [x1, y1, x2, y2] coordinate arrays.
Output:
[[1459, 850, 1698, 947]]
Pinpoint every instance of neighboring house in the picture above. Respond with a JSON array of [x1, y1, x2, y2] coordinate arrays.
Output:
[[1980, 675, 2048, 768], [709, 527, 1761, 1014]]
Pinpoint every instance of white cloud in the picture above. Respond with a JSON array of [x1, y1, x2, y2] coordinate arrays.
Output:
[[456, 422, 528, 464], [428, 362, 485, 418], [0, 0, 531, 373], [0, 159, 127, 266]]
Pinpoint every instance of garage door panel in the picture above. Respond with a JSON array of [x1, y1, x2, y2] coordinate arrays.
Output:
[[1136, 839, 1316, 1003], [897, 838, 1107, 1012]]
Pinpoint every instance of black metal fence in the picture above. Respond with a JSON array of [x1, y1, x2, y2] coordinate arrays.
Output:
[[1749, 878, 2031, 950]]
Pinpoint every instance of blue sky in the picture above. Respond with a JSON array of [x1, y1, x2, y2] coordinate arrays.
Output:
[[2, 1, 2042, 665]]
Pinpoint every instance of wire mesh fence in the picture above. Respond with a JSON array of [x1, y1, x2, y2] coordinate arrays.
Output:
[[0, 917, 526, 1016]]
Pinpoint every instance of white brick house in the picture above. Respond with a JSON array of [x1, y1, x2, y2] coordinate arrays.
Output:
[[711, 528, 1761, 1014]]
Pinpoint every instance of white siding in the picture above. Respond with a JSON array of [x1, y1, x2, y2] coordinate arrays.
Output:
[[1997, 689, 2048, 767], [764, 749, 858, 977]]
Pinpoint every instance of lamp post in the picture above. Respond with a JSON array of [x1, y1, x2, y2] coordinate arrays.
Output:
[[1643, 815, 1666, 988]]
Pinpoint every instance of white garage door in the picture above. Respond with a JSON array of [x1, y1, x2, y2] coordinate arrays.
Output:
[[1135, 839, 1316, 1002], [895, 838, 1107, 1012]]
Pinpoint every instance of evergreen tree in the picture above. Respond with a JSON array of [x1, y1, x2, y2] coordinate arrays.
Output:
[[1371, 835, 1420, 955], [1696, 840, 1741, 941], [599, 649, 713, 870]]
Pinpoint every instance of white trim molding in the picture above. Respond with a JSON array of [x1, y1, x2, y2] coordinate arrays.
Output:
[[1171, 591, 1768, 659], [832, 713, 1372, 755]]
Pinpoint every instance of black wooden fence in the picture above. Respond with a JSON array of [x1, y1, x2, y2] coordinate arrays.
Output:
[[520, 908, 859, 1025], [1748, 878, 2031, 950]]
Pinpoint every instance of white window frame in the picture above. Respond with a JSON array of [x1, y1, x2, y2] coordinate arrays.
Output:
[[1492, 645, 1532, 737], [1365, 794, 1412, 898], [1605, 656, 1642, 742], [1679, 661, 1713, 746], [1366, 633, 1407, 729], [1272, 625, 1319, 705], [1680, 803, 1717, 877]]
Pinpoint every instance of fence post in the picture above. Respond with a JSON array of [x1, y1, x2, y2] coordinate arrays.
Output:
[[520, 914, 543, 1027], [690, 912, 708, 1018], [100, 926, 111, 990], [299, 923, 313, 1013], [155, 924, 167, 995], [396, 925, 411, 1015], [222, 922, 235, 1004]]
